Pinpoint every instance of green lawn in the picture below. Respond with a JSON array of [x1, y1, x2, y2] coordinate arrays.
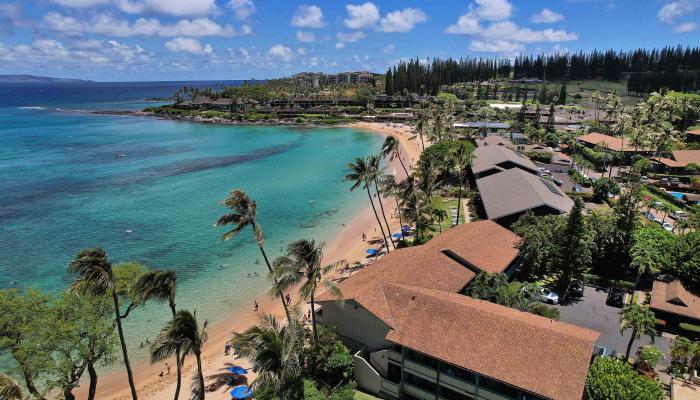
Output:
[[354, 391, 382, 400], [639, 187, 681, 212], [430, 196, 465, 232]]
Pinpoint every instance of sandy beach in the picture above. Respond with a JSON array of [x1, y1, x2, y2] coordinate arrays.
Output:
[[76, 122, 422, 400]]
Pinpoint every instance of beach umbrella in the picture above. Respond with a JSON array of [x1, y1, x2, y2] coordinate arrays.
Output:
[[226, 366, 247, 375], [366, 248, 378, 255], [391, 233, 402, 239], [230, 385, 253, 399]]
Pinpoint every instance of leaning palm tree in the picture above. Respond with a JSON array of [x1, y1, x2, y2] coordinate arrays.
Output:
[[380, 136, 409, 177], [135, 270, 183, 400], [151, 310, 208, 400], [619, 304, 657, 361], [413, 112, 428, 150], [270, 239, 343, 343], [379, 174, 406, 241], [231, 314, 303, 400], [345, 157, 390, 252], [68, 248, 138, 400], [368, 155, 396, 250], [0, 374, 23, 400], [214, 190, 292, 323]]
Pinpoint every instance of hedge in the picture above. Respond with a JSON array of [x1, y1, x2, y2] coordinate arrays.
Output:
[[583, 273, 635, 291], [679, 323, 700, 339], [567, 191, 596, 202], [525, 151, 553, 163]]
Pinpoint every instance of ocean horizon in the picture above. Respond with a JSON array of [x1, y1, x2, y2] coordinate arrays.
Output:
[[0, 81, 382, 367]]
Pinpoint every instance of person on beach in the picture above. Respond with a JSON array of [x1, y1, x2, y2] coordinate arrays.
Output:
[[254, 301, 258, 311], [225, 342, 231, 355], [166, 363, 170, 375], [285, 293, 291, 305], [362, 233, 366, 242]]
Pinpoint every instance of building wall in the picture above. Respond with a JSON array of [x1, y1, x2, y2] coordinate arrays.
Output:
[[317, 300, 391, 352]]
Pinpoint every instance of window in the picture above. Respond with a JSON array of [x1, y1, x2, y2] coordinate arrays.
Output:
[[439, 363, 476, 384], [404, 348, 439, 370], [439, 385, 475, 400], [387, 362, 401, 384], [478, 376, 519, 399], [405, 372, 437, 394], [521, 393, 548, 400]]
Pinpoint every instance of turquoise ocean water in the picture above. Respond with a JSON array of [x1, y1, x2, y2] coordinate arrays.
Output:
[[0, 82, 382, 365]]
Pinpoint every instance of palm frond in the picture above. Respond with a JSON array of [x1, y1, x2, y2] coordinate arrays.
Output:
[[0, 374, 23, 400]]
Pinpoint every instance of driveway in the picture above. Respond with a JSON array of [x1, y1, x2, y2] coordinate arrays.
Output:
[[554, 285, 671, 365]]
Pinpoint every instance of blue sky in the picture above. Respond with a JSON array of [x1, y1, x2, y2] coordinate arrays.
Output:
[[0, 0, 698, 81]]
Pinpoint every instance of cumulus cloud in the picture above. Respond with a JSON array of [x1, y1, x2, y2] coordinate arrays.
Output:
[[337, 31, 366, 43], [0, 2, 28, 35], [658, 0, 699, 23], [344, 2, 380, 29], [49, 0, 218, 16], [379, 7, 427, 32], [164, 37, 213, 55], [335, 42, 345, 49], [296, 31, 316, 43], [479, 21, 578, 42], [291, 5, 325, 28], [673, 21, 698, 32], [227, 0, 255, 20], [469, 39, 524, 53], [44, 12, 248, 38], [530, 8, 564, 23], [445, 13, 481, 34], [381, 44, 395, 54], [472, 0, 512, 21], [268, 44, 293, 61]]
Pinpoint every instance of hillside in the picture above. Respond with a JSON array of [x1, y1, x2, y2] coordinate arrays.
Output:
[[0, 75, 94, 84]]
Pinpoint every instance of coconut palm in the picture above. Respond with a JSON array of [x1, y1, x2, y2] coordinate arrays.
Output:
[[0, 374, 23, 400], [368, 155, 396, 250], [379, 174, 406, 241], [345, 157, 391, 252], [270, 239, 343, 343], [215, 190, 292, 323], [414, 112, 428, 150], [431, 208, 448, 233], [134, 270, 183, 400], [448, 145, 472, 226], [68, 248, 139, 400], [231, 314, 303, 400], [151, 310, 208, 400], [380, 136, 409, 177], [620, 304, 657, 361]]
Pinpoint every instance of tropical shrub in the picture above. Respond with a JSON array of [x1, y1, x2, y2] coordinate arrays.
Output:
[[525, 151, 553, 163], [593, 177, 620, 202], [584, 356, 664, 400], [636, 346, 664, 372]]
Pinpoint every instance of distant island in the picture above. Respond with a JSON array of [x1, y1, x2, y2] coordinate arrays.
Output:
[[0, 75, 94, 84]]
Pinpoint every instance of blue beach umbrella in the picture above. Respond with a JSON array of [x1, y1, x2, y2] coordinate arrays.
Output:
[[227, 366, 247, 375], [392, 233, 402, 239], [366, 248, 378, 255], [230, 385, 253, 399]]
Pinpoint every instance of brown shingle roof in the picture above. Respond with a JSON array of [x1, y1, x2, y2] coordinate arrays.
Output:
[[476, 168, 574, 221], [383, 284, 599, 400], [650, 280, 700, 321], [671, 150, 700, 166], [687, 129, 700, 136], [472, 145, 539, 176], [316, 221, 519, 326], [577, 132, 634, 152], [477, 136, 513, 148]]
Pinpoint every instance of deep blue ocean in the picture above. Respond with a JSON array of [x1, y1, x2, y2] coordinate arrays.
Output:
[[0, 81, 381, 363]]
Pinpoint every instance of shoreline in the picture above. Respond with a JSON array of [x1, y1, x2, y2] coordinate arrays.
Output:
[[76, 121, 421, 400]]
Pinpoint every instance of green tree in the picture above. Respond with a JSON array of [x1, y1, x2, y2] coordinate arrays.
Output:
[[630, 226, 675, 290], [620, 304, 658, 361], [556, 198, 592, 298], [345, 157, 391, 252], [636, 345, 664, 372], [668, 336, 697, 377], [558, 83, 567, 105], [546, 103, 556, 133], [585, 356, 663, 400], [413, 112, 429, 150], [134, 270, 183, 400], [215, 190, 292, 323], [270, 239, 343, 343], [151, 310, 208, 400], [232, 314, 303, 400], [431, 207, 447, 233], [512, 214, 565, 280], [380, 136, 409, 177], [67, 248, 142, 400], [367, 155, 396, 250], [448, 143, 472, 227], [592, 177, 620, 202]]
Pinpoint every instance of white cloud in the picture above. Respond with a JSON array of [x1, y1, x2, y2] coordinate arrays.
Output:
[[165, 37, 213, 55], [472, 0, 513, 21], [268, 44, 293, 61], [337, 31, 366, 43], [379, 7, 427, 32], [469, 39, 523, 53], [658, 0, 699, 23], [480, 21, 578, 42], [381, 44, 395, 54], [530, 8, 564, 23], [445, 13, 481, 34], [673, 21, 698, 32], [296, 31, 316, 43], [344, 2, 380, 29], [49, 0, 218, 16], [335, 42, 346, 49], [227, 0, 255, 20], [291, 5, 325, 28], [44, 12, 248, 38]]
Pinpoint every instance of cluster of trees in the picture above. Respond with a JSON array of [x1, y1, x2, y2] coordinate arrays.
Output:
[[584, 356, 664, 400], [464, 273, 559, 319]]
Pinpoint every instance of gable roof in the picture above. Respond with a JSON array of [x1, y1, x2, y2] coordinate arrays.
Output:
[[316, 220, 519, 327], [471, 145, 539, 176], [687, 129, 700, 136], [382, 284, 599, 400], [650, 280, 700, 320], [476, 168, 574, 221], [672, 150, 700, 166], [478, 135, 513, 148], [577, 132, 634, 152]]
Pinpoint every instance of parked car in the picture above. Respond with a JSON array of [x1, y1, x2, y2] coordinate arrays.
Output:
[[671, 210, 687, 221], [661, 177, 669, 185], [569, 280, 584, 298], [662, 221, 673, 231], [606, 287, 626, 307], [573, 185, 583, 193], [644, 211, 655, 221], [553, 178, 563, 186], [671, 178, 680, 186], [640, 175, 648, 181], [540, 288, 559, 305], [656, 274, 675, 283]]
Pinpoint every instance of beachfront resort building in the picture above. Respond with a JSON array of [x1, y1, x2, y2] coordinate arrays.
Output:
[[471, 143, 540, 179], [316, 221, 599, 400], [652, 150, 700, 174]]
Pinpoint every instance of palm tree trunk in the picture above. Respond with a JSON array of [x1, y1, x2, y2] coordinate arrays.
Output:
[[20, 366, 45, 400], [258, 246, 293, 324], [394, 197, 405, 241], [374, 181, 396, 250], [113, 292, 138, 400], [195, 352, 205, 400], [455, 176, 463, 226], [310, 293, 318, 344], [63, 386, 76, 400], [625, 327, 637, 361], [365, 186, 390, 253], [419, 134, 425, 151], [87, 361, 98, 400], [169, 302, 182, 400], [396, 151, 409, 177]]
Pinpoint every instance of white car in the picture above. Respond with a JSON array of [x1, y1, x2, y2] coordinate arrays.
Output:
[[662, 221, 673, 232], [540, 288, 559, 305]]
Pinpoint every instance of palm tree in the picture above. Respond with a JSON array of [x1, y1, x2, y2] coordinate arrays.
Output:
[[270, 239, 343, 343], [368, 155, 396, 250], [381, 136, 409, 177], [431, 208, 447, 233], [134, 270, 183, 400], [620, 304, 657, 361], [215, 190, 292, 323], [345, 157, 391, 253], [448, 145, 471, 226], [0, 374, 23, 400], [414, 112, 428, 150], [379, 174, 406, 241], [231, 314, 302, 400], [151, 310, 208, 400], [68, 248, 138, 400]]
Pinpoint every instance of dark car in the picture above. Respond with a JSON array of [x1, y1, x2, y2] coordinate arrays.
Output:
[[606, 287, 626, 307], [569, 280, 584, 298]]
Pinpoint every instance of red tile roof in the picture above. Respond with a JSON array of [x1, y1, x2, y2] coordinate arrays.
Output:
[[577, 132, 634, 152]]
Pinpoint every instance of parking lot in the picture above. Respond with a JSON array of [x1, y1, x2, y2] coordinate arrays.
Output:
[[554, 285, 671, 365]]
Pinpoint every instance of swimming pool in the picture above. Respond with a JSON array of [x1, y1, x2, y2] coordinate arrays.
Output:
[[668, 191, 685, 200]]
